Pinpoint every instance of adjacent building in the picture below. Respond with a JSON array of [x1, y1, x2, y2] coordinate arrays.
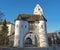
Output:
[[0, 22, 15, 46], [0, 22, 15, 36]]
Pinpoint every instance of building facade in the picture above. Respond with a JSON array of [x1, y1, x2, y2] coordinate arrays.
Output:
[[0, 22, 15, 36], [14, 4, 49, 48]]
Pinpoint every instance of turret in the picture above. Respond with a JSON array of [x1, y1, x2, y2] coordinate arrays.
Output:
[[14, 20, 20, 47], [14, 15, 29, 47], [34, 4, 49, 47]]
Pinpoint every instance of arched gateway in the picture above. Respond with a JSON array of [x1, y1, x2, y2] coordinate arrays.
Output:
[[24, 37, 32, 47], [23, 32, 38, 47]]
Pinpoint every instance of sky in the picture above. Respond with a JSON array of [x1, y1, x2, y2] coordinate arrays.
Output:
[[0, 0, 60, 32]]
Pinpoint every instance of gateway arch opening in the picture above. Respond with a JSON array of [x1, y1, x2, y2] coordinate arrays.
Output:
[[24, 37, 32, 47]]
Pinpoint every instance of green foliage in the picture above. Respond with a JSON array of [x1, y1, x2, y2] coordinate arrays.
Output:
[[0, 19, 9, 45]]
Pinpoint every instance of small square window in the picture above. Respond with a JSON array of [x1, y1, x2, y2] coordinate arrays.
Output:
[[25, 25, 27, 28], [16, 24, 18, 27], [41, 25, 43, 29], [38, 8, 40, 10]]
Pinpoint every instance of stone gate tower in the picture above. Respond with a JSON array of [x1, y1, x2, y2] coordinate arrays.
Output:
[[14, 4, 49, 48]]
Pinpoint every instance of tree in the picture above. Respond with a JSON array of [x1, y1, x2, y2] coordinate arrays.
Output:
[[0, 11, 5, 22], [0, 19, 9, 45]]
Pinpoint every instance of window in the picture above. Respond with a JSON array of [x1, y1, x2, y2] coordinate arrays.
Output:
[[25, 25, 27, 28], [38, 8, 40, 10], [35, 12, 37, 13], [28, 21, 34, 30], [41, 25, 43, 29], [21, 25, 23, 28], [16, 24, 18, 27]]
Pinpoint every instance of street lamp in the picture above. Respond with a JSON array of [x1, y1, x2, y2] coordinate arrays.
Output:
[[54, 34, 57, 46], [51, 37, 54, 46]]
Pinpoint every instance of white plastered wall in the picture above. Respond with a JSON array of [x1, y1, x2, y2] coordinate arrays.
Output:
[[38, 21, 48, 47], [14, 20, 29, 47]]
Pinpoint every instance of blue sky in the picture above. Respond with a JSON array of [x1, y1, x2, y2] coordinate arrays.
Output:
[[0, 0, 60, 32]]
